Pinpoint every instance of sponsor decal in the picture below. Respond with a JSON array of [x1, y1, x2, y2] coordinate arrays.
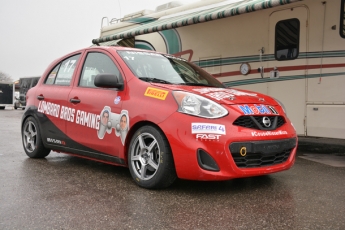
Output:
[[97, 106, 129, 145], [267, 105, 278, 114], [37, 101, 60, 118], [238, 104, 279, 115], [191, 123, 226, 135], [114, 96, 121, 105], [144, 87, 169, 100], [193, 88, 257, 100], [47, 138, 66, 145], [37, 101, 130, 146], [124, 51, 162, 57], [37, 100, 101, 130], [196, 134, 221, 141], [251, 130, 288, 137]]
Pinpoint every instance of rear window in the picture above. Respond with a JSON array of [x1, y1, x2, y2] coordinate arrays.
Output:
[[45, 54, 81, 86]]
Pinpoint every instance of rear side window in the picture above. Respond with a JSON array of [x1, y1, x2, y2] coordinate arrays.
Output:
[[341, 0, 345, 38], [79, 52, 121, 88], [275, 18, 300, 60], [45, 54, 81, 85]]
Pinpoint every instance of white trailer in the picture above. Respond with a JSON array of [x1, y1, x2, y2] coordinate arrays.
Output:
[[92, 0, 345, 139]]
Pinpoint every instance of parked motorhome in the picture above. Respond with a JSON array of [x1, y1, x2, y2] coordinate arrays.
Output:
[[92, 0, 345, 139]]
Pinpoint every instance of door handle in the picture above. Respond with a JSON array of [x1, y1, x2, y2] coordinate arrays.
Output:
[[37, 95, 44, 100], [70, 98, 81, 104]]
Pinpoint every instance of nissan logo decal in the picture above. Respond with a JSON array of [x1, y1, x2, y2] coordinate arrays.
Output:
[[262, 117, 271, 127]]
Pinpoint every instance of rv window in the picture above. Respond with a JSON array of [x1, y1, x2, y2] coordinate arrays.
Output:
[[275, 18, 300, 61], [341, 0, 345, 38]]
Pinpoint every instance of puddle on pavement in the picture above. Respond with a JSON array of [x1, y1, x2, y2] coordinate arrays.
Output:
[[299, 154, 345, 167]]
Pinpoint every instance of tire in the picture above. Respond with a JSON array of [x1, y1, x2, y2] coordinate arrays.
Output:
[[128, 126, 177, 189], [0, 106, 5, 110], [22, 116, 50, 158]]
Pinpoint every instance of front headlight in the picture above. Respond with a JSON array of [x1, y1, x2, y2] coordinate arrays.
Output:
[[172, 91, 228, 118]]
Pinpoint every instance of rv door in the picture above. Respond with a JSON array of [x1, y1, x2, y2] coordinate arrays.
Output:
[[267, 6, 308, 136]]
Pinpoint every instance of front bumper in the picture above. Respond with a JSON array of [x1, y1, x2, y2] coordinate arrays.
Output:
[[159, 112, 297, 181]]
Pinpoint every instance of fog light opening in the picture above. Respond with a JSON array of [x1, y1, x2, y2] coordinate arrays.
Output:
[[197, 149, 220, 172]]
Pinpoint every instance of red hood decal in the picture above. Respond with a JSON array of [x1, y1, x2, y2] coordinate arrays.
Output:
[[150, 83, 278, 105]]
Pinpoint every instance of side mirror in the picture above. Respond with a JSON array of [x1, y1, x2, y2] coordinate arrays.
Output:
[[94, 73, 123, 89]]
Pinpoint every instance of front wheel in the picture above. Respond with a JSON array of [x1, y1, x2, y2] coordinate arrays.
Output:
[[22, 116, 50, 158], [128, 126, 176, 189]]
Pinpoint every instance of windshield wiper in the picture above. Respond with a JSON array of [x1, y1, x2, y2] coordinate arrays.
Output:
[[138, 77, 172, 84], [177, 82, 212, 87]]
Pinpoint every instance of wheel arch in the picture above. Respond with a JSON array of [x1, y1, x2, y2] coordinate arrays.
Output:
[[21, 111, 49, 149], [123, 120, 173, 165]]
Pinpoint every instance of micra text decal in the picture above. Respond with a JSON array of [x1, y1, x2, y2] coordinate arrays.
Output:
[[38, 100, 100, 130], [238, 104, 278, 115]]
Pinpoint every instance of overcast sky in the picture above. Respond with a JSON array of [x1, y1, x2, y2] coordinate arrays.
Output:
[[0, 0, 197, 81]]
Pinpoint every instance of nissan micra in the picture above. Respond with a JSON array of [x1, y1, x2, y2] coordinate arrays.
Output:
[[21, 46, 297, 189]]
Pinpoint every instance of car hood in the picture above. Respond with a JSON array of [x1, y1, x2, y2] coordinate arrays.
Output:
[[151, 83, 278, 105]]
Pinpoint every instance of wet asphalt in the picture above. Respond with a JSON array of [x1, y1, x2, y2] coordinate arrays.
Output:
[[0, 108, 345, 230]]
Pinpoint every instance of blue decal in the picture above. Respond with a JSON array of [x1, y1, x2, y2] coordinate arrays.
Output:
[[239, 104, 277, 115], [238, 105, 253, 115], [114, 96, 121, 105], [255, 104, 271, 114]]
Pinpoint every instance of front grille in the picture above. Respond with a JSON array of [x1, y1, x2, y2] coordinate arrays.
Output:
[[232, 150, 291, 168], [229, 138, 296, 168], [233, 116, 285, 130]]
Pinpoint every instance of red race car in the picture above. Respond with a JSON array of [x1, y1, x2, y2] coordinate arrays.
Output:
[[21, 46, 297, 189]]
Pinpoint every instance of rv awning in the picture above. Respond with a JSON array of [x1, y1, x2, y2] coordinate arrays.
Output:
[[91, 38, 135, 47], [92, 0, 302, 45]]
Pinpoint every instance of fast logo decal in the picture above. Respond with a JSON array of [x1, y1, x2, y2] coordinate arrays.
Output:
[[37, 100, 101, 129], [193, 88, 257, 100], [238, 104, 279, 115], [192, 123, 226, 141], [144, 87, 169, 100], [251, 130, 288, 137]]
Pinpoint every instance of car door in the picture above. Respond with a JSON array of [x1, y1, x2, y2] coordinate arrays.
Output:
[[66, 50, 126, 160], [35, 53, 81, 146]]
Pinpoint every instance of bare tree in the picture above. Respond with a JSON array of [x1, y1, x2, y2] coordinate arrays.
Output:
[[0, 71, 13, 82]]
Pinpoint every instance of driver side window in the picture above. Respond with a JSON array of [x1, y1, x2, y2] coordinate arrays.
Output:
[[79, 52, 121, 88]]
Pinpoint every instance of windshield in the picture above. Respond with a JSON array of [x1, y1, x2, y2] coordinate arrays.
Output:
[[118, 50, 224, 88]]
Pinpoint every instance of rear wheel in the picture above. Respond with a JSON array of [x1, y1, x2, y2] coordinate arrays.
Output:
[[22, 116, 50, 158], [128, 126, 176, 189], [0, 106, 5, 110]]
